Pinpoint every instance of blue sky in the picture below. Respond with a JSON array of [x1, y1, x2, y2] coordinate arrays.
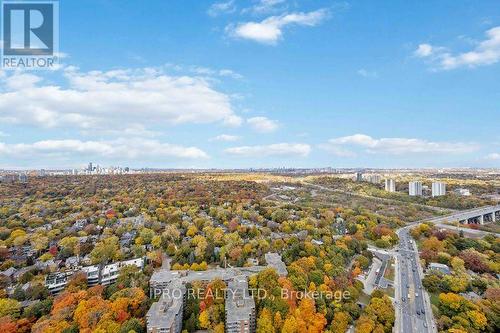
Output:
[[0, 0, 499, 169]]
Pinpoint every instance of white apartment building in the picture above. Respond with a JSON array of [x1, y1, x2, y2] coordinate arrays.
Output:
[[45, 271, 74, 294], [46, 257, 144, 293], [364, 174, 382, 184], [431, 182, 446, 197], [384, 179, 396, 192], [409, 181, 423, 196]]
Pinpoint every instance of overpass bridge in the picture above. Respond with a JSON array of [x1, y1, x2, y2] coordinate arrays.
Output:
[[426, 205, 500, 225]]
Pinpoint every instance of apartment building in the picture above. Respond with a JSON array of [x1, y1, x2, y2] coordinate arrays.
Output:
[[45, 257, 144, 293], [431, 182, 446, 197], [384, 179, 396, 192], [146, 282, 186, 333], [409, 181, 423, 196], [226, 276, 256, 333]]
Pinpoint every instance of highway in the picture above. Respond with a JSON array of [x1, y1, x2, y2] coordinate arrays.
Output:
[[393, 206, 500, 333], [395, 227, 435, 333], [302, 182, 498, 332], [409, 205, 500, 237]]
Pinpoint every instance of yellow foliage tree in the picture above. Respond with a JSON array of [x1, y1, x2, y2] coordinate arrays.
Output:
[[281, 315, 297, 333], [199, 310, 210, 329], [257, 308, 275, 333]]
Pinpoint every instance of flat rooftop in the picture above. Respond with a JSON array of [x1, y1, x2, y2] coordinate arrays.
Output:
[[225, 276, 255, 323]]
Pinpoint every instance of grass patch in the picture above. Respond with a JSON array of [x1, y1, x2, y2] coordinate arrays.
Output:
[[476, 223, 500, 233], [429, 292, 440, 307], [358, 292, 371, 305], [384, 258, 395, 281]]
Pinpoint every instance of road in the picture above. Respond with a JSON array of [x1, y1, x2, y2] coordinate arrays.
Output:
[[395, 227, 435, 333], [302, 182, 498, 332], [393, 207, 499, 333], [408, 205, 500, 237]]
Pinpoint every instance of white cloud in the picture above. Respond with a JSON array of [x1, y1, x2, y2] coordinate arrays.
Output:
[[357, 69, 378, 78], [208, 0, 236, 17], [225, 143, 311, 157], [247, 116, 279, 132], [0, 67, 242, 131], [210, 134, 241, 142], [485, 153, 500, 160], [415, 26, 500, 70], [245, 0, 287, 14], [319, 144, 356, 157], [181, 66, 243, 79], [414, 43, 434, 57], [321, 134, 479, 156], [0, 138, 209, 160], [227, 9, 328, 44], [80, 124, 160, 138], [188, 66, 240, 78], [218, 69, 243, 79], [54, 52, 69, 59], [5, 73, 43, 90]]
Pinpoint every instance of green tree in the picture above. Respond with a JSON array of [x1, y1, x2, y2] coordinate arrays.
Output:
[[119, 318, 144, 333], [90, 236, 121, 264]]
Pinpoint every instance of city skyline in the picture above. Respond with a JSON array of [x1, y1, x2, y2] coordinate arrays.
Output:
[[1, 0, 500, 169]]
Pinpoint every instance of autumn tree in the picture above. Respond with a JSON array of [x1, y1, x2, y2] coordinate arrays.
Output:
[[330, 311, 351, 332], [0, 298, 21, 318], [90, 236, 121, 264], [257, 308, 275, 333]]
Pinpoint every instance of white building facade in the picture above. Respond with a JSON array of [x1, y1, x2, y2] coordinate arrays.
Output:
[[431, 182, 446, 197], [384, 179, 396, 192], [409, 181, 423, 196]]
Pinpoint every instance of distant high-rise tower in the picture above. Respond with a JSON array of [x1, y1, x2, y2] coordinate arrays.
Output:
[[385, 179, 396, 192], [365, 174, 381, 184], [355, 172, 363, 182], [432, 182, 446, 197], [88, 162, 93, 172], [409, 181, 423, 196], [18, 174, 28, 183]]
